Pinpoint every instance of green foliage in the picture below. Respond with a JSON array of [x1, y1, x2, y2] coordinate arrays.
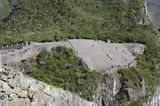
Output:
[[118, 68, 142, 88], [116, 36, 160, 104], [0, 0, 160, 105], [115, 91, 127, 103], [28, 46, 102, 100], [115, 68, 142, 103], [129, 96, 147, 106], [101, 90, 108, 99], [0, 0, 144, 44]]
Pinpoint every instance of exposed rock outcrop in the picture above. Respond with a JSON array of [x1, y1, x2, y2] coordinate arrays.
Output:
[[136, 0, 151, 25], [101, 72, 120, 106], [0, 67, 98, 106], [144, 86, 160, 106]]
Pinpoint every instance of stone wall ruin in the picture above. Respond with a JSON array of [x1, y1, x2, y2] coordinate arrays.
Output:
[[0, 39, 145, 73]]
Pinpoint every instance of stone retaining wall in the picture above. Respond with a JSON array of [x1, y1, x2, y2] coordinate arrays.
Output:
[[0, 39, 145, 73]]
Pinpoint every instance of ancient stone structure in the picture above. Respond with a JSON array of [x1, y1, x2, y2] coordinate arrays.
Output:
[[69, 39, 144, 73], [0, 39, 145, 73]]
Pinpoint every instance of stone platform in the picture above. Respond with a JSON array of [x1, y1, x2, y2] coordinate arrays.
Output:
[[0, 39, 145, 72]]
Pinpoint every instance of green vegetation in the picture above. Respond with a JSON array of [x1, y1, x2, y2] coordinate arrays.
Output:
[[27, 46, 102, 100], [116, 68, 142, 103], [0, 0, 160, 105], [101, 90, 108, 99], [116, 41, 160, 104], [118, 68, 142, 89], [129, 96, 147, 106], [0, 0, 145, 44], [0, 0, 11, 20]]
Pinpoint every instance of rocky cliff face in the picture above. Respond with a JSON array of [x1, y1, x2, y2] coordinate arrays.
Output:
[[101, 72, 120, 106], [136, 0, 151, 25], [0, 67, 98, 106]]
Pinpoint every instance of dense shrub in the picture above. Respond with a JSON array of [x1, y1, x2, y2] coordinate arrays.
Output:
[[0, 0, 144, 44], [116, 68, 142, 103], [28, 46, 102, 100]]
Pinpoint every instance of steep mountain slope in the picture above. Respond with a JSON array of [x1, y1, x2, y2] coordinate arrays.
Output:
[[0, 0, 160, 105], [0, 0, 147, 44]]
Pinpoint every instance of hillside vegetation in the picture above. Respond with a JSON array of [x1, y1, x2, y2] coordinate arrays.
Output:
[[1, 0, 160, 105], [0, 0, 146, 44], [21, 46, 102, 100]]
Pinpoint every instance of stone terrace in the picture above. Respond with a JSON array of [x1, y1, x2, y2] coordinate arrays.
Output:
[[69, 39, 145, 72], [0, 39, 145, 73]]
